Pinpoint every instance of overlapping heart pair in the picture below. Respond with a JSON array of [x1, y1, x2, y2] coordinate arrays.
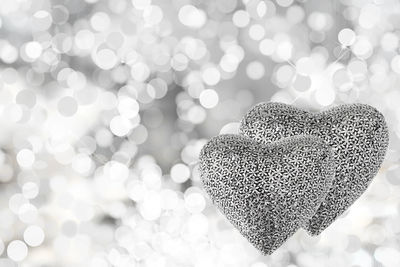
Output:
[[199, 103, 389, 254]]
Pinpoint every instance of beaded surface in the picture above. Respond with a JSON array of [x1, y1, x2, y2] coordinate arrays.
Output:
[[0, 0, 399, 265], [199, 134, 334, 254], [240, 103, 389, 235]]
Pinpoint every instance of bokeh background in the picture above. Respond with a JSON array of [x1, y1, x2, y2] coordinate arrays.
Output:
[[0, 0, 400, 266]]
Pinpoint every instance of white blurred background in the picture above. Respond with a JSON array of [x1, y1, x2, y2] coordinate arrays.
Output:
[[0, 0, 399, 266]]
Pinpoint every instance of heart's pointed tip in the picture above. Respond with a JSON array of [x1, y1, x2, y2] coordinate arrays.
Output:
[[260, 249, 274, 256], [303, 220, 326, 236], [259, 243, 285, 255]]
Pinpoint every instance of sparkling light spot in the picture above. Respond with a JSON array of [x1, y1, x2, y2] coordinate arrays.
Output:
[[24, 225, 45, 247], [381, 32, 399, 52], [0, 43, 18, 63], [127, 180, 146, 202], [7, 240, 28, 262], [391, 55, 400, 74], [132, 0, 151, 10], [74, 30, 95, 50], [276, 41, 293, 61], [32, 10, 52, 31], [232, 10, 250, 28], [249, 24, 265, 41], [131, 62, 150, 82], [9, 194, 28, 214], [22, 182, 39, 199], [220, 54, 240, 72], [359, 4, 380, 29], [118, 97, 139, 119], [199, 89, 219, 109], [170, 163, 190, 183], [90, 12, 110, 32], [338, 28, 356, 46], [95, 49, 118, 70], [259, 38, 276, 56], [256, 1, 267, 17], [25, 42, 42, 60], [139, 191, 162, 220], [72, 154, 93, 175], [352, 38, 373, 58], [18, 203, 38, 223], [143, 5, 163, 25], [276, 0, 294, 7], [17, 149, 35, 168], [184, 192, 206, 213], [202, 67, 221, 86], [110, 116, 133, 137], [129, 124, 148, 144], [178, 5, 206, 29], [246, 61, 265, 80]]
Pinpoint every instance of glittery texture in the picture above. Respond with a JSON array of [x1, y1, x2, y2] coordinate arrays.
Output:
[[199, 134, 334, 254], [240, 102, 389, 235]]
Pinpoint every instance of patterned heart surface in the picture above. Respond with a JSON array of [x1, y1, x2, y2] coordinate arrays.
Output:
[[240, 103, 389, 235], [199, 134, 334, 254]]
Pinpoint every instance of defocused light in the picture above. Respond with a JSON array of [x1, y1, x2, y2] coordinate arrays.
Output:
[[17, 149, 35, 168], [25, 41, 42, 60], [140, 190, 162, 220], [170, 163, 190, 183], [74, 30, 95, 50], [338, 28, 356, 46], [7, 240, 28, 262], [276, 40, 293, 61], [131, 62, 150, 82], [132, 0, 151, 10], [143, 5, 163, 25], [352, 38, 373, 58], [95, 49, 118, 70], [179, 5, 206, 29], [307, 12, 332, 31], [118, 97, 139, 119], [90, 12, 110, 32], [22, 182, 39, 199], [184, 191, 206, 213], [110, 116, 133, 137], [232, 10, 250, 28], [32, 10, 52, 31], [246, 61, 265, 80], [24, 226, 45, 247], [249, 24, 265, 40], [199, 89, 219, 109], [259, 38, 276, 56], [202, 67, 221, 86], [359, 4, 380, 29]]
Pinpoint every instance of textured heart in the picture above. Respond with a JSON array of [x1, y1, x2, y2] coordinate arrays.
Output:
[[240, 103, 389, 235], [199, 134, 334, 254]]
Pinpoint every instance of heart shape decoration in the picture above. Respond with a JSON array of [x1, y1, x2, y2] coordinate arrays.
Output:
[[199, 134, 334, 254], [240, 103, 389, 235]]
